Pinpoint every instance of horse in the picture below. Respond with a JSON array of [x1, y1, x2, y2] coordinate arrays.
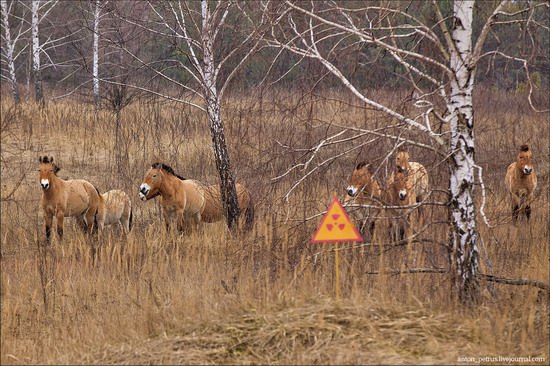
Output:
[[139, 163, 254, 233], [38, 156, 100, 243], [505, 144, 537, 222], [388, 148, 429, 204], [384, 170, 417, 242], [98, 190, 133, 233], [345, 162, 382, 239]]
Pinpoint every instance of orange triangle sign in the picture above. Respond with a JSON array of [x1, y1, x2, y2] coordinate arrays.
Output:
[[311, 195, 363, 243]]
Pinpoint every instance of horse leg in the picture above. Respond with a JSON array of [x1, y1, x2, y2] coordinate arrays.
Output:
[[44, 214, 53, 244], [76, 216, 88, 233], [56, 212, 64, 240], [525, 205, 532, 221], [84, 207, 98, 235]]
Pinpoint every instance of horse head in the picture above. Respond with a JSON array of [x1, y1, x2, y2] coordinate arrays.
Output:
[[38, 156, 60, 190], [139, 163, 165, 201], [517, 144, 534, 176], [395, 148, 410, 173], [390, 170, 410, 202], [346, 162, 375, 197]]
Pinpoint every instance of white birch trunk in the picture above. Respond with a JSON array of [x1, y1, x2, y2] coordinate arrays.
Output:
[[1, 0, 20, 104], [92, 0, 100, 110], [448, 0, 479, 303], [31, 0, 44, 106], [201, 0, 240, 229]]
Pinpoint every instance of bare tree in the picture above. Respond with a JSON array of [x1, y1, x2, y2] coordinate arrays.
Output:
[[261, 0, 548, 303], [1, 0, 28, 104], [117, 0, 268, 230], [92, 0, 104, 110], [26, 0, 65, 106]]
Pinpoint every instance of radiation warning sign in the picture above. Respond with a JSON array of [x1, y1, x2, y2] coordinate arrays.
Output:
[[311, 195, 363, 243]]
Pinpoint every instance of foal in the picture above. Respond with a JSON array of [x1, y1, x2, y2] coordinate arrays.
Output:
[[98, 190, 133, 233], [505, 144, 537, 222], [38, 156, 100, 242]]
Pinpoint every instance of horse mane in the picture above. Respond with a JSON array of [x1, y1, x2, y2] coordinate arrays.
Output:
[[151, 162, 186, 180], [39, 156, 60, 174], [397, 146, 408, 153], [356, 161, 373, 174], [520, 144, 530, 152]]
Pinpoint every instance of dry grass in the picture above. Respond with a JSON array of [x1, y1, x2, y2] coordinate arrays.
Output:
[[1, 89, 548, 365]]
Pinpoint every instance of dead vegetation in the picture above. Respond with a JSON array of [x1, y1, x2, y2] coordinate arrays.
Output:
[[0, 89, 548, 364]]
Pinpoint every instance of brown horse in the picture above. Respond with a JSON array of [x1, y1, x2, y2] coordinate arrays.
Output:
[[345, 162, 382, 239], [139, 163, 254, 232], [388, 148, 429, 204], [505, 144, 537, 222], [384, 170, 417, 242], [99, 190, 133, 233], [38, 156, 100, 243]]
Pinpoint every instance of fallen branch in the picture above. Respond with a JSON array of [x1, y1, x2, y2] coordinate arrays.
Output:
[[366, 267, 448, 276], [479, 274, 549, 291]]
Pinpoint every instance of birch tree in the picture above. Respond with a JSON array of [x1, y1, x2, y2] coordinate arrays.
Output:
[[92, 0, 104, 110], [28, 0, 59, 106], [117, 0, 268, 230], [1, 0, 28, 104], [261, 0, 548, 303]]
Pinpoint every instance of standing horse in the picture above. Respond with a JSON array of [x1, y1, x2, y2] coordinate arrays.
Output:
[[505, 144, 537, 222], [345, 162, 382, 239], [38, 156, 100, 243], [139, 163, 254, 232], [388, 148, 429, 204], [98, 190, 133, 233], [384, 170, 417, 242]]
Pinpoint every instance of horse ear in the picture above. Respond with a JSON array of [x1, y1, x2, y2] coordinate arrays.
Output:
[[50, 156, 54, 163], [397, 146, 408, 153], [356, 161, 367, 170], [38, 156, 42, 163], [519, 144, 529, 152]]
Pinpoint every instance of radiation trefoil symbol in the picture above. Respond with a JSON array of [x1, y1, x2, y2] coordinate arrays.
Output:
[[311, 195, 363, 243]]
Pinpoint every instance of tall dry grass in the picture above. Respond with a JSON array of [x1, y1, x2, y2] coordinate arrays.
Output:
[[1, 89, 548, 364]]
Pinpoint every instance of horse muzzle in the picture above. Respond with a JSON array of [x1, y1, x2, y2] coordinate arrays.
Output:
[[346, 186, 358, 197], [40, 179, 50, 190], [522, 166, 533, 175], [139, 183, 150, 201], [399, 189, 407, 200]]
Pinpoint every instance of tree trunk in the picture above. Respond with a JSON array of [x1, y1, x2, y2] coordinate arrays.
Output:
[[31, 0, 44, 107], [93, 0, 100, 110], [1, 0, 20, 104], [201, 0, 240, 230], [448, 0, 479, 304]]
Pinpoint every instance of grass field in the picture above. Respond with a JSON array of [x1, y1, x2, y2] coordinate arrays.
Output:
[[1, 89, 548, 364]]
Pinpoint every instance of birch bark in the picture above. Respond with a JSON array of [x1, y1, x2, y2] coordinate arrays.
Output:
[[1, 0, 20, 103], [31, 0, 44, 106]]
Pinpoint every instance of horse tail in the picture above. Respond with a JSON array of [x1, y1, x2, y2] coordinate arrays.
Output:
[[93, 185, 100, 234], [128, 207, 133, 232], [244, 190, 255, 231]]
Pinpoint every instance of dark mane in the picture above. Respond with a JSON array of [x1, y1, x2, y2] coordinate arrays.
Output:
[[397, 146, 408, 153], [356, 161, 367, 170], [39, 156, 60, 174], [151, 162, 186, 180], [520, 144, 530, 152]]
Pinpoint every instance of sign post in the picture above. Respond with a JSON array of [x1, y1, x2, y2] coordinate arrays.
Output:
[[311, 194, 363, 301]]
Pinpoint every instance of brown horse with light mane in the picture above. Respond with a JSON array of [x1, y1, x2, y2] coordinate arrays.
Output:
[[38, 156, 100, 243], [139, 163, 254, 232], [345, 162, 382, 239], [505, 144, 537, 222]]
